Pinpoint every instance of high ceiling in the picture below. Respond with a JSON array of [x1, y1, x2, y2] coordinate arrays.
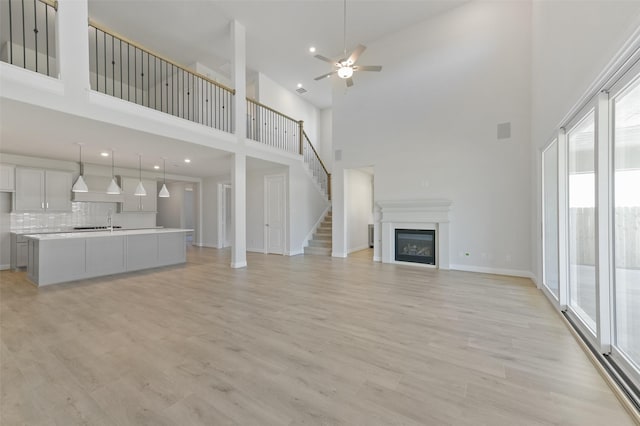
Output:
[[89, 0, 468, 109]]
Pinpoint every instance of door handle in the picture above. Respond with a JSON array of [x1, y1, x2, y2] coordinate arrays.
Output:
[[41, 202, 44, 209], [46, 202, 49, 209]]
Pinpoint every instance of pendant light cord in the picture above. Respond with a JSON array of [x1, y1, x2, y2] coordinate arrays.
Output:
[[79, 144, 83, 175], [163, 159, 166, 184], [343, 0, 347, 56]]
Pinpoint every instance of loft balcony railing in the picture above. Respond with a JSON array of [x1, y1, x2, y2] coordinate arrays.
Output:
[[1, 6, 330, 199], [88, 20, 235, 133], [1, 0, 58, 77], [247, 98, 331, 200]]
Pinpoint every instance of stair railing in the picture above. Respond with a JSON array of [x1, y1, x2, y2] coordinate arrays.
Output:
[[302, 131, 331, 200], [88, 20, 235, 133], [246, 98, 301, 155]]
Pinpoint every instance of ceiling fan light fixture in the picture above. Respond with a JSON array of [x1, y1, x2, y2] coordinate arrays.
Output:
[[337, 66, 354, 79]]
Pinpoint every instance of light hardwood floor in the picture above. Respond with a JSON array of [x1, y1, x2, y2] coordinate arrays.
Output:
[[0, 247, 635, 425]]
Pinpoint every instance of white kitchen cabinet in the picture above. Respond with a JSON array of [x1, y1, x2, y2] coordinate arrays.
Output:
[[13, 168, 72, 212], [0, 164, 15, 192], [119, 177, 157, 213]]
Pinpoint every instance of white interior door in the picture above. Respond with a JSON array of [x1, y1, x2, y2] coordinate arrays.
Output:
[[265, 174, 286, 255]]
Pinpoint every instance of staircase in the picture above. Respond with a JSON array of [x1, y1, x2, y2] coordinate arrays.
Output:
[[304, 210, 332, 256]]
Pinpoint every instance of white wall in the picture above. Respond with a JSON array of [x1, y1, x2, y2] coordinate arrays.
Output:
[[157, 182, 185, 229], [319, 107, 333, 172], [346, 168, 373, 253], [332, 1, 533, 275], [530, 1, 640, 284], [257, 73, 321, 145], [201, 174, 229, 247], [289, 162, 330, 255]]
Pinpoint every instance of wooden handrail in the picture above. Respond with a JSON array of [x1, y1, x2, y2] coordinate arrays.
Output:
[[88, 19, 236, 95], [38, 0, 57, 10], [246, 98, 299, 123], [303, 131, 329, 176]]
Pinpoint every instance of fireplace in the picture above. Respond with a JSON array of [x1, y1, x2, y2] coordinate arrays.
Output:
[[377, 199, 451, 269], [395, 229, 436, 265]]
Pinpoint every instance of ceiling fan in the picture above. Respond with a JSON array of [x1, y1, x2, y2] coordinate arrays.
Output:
[[313, 0, 382, 87]]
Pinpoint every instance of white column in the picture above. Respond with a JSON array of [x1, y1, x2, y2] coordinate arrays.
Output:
[[231, 153, 247, 268], [331, 166, 347, 257], [56, 0, 90, 98], [229, 20, 247, 268], [231, 20, 246, 139]]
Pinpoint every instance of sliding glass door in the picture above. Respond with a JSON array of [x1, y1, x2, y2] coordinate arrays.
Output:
[[612, 74, 640, 373], [567, 110, 597, 333]]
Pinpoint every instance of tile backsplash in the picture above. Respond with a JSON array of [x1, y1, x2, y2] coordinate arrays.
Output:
[[7, 201, 156, 231]]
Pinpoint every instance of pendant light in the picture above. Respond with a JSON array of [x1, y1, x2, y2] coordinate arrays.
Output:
[[106, 149, 121, 194], [72, 143, 89, 192], [158, 158, 170, 198], [134, 154, 147, 196]]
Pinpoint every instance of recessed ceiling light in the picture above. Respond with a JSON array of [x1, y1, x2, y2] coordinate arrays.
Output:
[[153, 165, 160, 169], [297, 83, 303, 88], [100, 152, 109, 157], [309, 46, 316, 53], [184, 158, 191, 163]]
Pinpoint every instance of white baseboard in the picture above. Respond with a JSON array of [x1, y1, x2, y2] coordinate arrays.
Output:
[[348, 244, 370, 254], [246, 247, 265, 254], [331, 251, 347, 258], [287, 248, 304, 256], [373, 256, 381, 262], [0, 264, 10, 271], [230, 261, 247, 269], [449, 263, 534, 279], [196, 241, 221, 249]]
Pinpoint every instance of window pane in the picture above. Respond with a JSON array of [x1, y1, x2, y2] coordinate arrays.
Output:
[[543, 141, 559, 297], [567, 111, 597, 332], [613, 77, 640, 370]]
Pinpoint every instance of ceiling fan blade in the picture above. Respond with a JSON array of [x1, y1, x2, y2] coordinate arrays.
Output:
[[314, 71, 337, 81], [347, 44, 366, 64], [314, 54, 336, 64], [346, 77, 354, 87], [355, 65, 382, 72]]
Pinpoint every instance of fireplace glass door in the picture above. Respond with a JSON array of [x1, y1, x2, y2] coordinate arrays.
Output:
[[395, 229, 436, 265]]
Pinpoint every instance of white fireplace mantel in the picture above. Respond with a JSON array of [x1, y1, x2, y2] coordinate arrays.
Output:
[[376, 199, 452, 269]]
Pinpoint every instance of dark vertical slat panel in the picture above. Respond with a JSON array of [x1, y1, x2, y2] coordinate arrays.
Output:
[[33, 0, 37, 72], [45, 2, 49, 75], [95, 28, 98, 89], [111, 35, 115, 96], [119, 39, 122, 98], [103, 30, 107, 94], [8, 0, 13, 64], [21, 0, 25, 68]]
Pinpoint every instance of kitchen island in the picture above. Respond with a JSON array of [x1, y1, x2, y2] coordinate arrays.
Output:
[[25, 228, 192, 286]]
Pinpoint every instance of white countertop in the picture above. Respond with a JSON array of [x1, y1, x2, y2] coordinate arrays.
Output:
[[24, 228, 193, 240], [11, 226, 164, 235]]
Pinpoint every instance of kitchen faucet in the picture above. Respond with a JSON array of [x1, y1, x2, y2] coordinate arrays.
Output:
[[107, 209, 113, 232]]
